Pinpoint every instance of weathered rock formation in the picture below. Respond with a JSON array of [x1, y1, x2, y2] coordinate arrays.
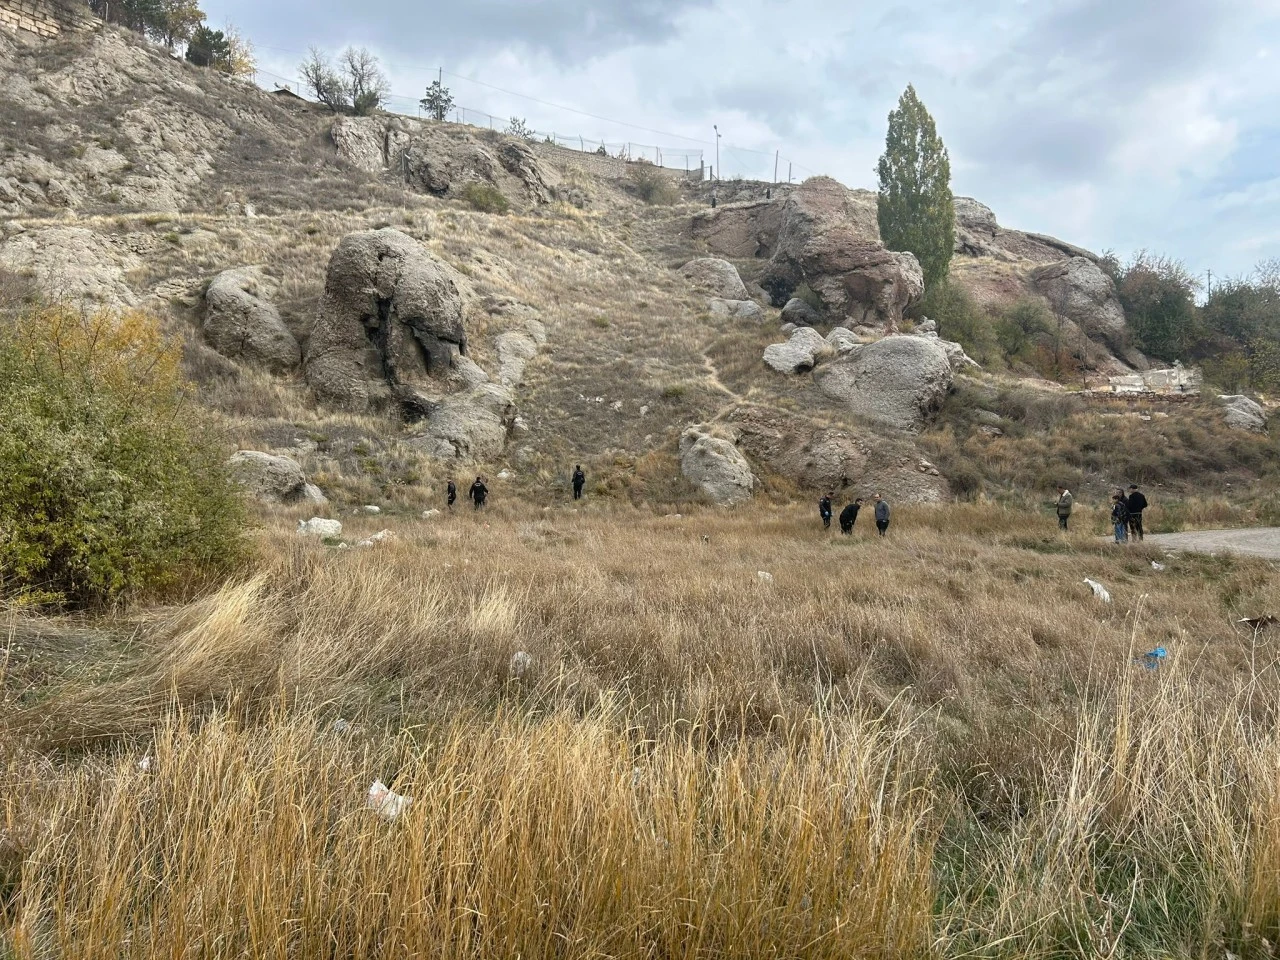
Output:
[[679, 425, 754, 506], [1219, 395, 1268, 432], [729, 405, 948, 502], [760, 177, 924, 328], [781, 297, 822, 327], [305, 228, 469, 415], [0, 226, 139, 308], [815, 335, 953, 432], [679, 257, 749, 300], [227, 451, 325, 505], [411, 382, 517, 460], [203, 266, 300, 372], [709, 298, 765, 322], [1030, 257, 1128, 354], [763, 327, 834, 374]]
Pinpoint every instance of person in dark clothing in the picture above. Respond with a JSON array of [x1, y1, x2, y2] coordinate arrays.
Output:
[[1056, 487, 1073, 531], [819, 493, 834, 530], [469, 476, 488, 510], [1110, 494, 1129, 543], [873, 493, 890, 537], [447, 479, 457, 510], [1126, 485, 1148, 541], [839, 499, 863, 535], [572, 465, 586, 501]]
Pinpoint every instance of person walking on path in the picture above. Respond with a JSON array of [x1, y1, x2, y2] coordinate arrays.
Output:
[[469, 476, 488, 511], [839, 499, 863, 536], [1126, 484, 1148, 541], [874, 494, 891, 537], [1111, 494, 1130, 543], [1056, 487, 1074, 531], [447, 479, 457, 510], [819, 493, 834, 530], [572, 465, 586, 501]]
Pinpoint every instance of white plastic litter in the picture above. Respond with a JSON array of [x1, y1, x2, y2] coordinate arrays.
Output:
[[367, 780, 412, 821], [510, 651, 534, 679], [758, 571, 774, 583], [1083, 578, 1112, 603], [137, 756, 153, 773], [297, 517, 342, 539], [1151, 561, 1166, 571]]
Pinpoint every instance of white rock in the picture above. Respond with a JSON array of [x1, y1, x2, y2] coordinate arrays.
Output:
[[363, 505, 381, 514], [357, 530, 393, 548], [1083, 578, 1112, 603], [298, 517, 343, 539], [367, 780, 412, 821], [510, 650, 534, 678], [757, 571, 774, 583], [709, 298, 766, 322], [422, 509, 442, 519], [1219, 394, 1268, 432], [498, 469, 514, 480]]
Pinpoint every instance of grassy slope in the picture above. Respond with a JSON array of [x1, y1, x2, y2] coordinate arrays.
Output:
[[3, 503, 1280, 957]]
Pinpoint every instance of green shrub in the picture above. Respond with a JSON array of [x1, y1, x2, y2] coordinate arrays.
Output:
[[915, 280, 1000, 365], [0, 307, 246, 608], [627, 162, 680, 206], [462, 183, 510, 214]]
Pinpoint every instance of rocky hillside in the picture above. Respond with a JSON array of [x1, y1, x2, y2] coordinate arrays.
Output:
[[0, 24, 1271, 510]]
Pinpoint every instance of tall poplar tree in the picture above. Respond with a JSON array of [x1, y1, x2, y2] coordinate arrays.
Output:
[[877, 85, 955, 291]]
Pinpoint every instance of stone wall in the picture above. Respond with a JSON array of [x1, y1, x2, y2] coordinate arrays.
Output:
[[0, 0, 97, 38]]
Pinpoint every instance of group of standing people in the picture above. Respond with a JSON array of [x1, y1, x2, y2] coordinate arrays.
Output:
[[819, 493, 892, 537], [1056, 485, 1148, 543], [446, 465, 588, 511]]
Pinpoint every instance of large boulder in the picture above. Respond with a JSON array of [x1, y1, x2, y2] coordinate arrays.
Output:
[[203, 267, 300, 373], [815, 335, 953, 431], [305, 228, 469, 415], [1031, 257, 1128, 353], [762, 177, 924, 329], [412, 382, 517, 460], [227, 451, 326, 505], [679, 258, 750, 300], [709, 298, 765, 322], [763, 327, 834, 374], [781, 297, 822, 327], [679, 425, 755, 506], [690, 198, 786, 259], [496, 330, 539, 387], [1219, 395, 1268, 432], [729, 405, 949, 502]]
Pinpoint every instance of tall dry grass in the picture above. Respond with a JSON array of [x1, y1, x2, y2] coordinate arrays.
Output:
[[3, 503, 1280, 957]]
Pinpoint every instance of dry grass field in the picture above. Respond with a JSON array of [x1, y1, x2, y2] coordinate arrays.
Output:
[[3, 502, 1279, 959]]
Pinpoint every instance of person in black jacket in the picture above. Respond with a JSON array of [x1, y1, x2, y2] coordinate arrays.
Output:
[[572, 465, 586, 501], [1126, 485, 1148, 541], [1110, 494, 1129, 543], [447, 479, 457, 510], [818, 493, 834, 530], [469, 476, 488, 510], [839, 499, 863, 535]]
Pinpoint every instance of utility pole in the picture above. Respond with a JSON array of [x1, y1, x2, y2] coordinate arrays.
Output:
[[773, 150, 779, 184], [1206, 268, 1213, 301], [713, 124, 721, 181]]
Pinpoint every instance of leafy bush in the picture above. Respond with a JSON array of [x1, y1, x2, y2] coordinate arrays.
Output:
[[627, 162, 680, 206], [915, 280, 1000, 365], [0, 307, 245, 607], [462, 183, 510, 214]]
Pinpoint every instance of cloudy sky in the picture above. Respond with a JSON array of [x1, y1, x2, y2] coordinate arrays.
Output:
[[213, 0, 1280, 280]]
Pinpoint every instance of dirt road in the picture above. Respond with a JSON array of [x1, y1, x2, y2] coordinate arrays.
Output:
[[1144, 528, 1280, 560]]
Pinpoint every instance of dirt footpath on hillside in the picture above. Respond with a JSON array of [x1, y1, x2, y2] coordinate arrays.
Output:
[[1145, 528, 1280, 560]]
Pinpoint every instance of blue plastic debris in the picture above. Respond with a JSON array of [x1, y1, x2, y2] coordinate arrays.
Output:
[[1140, 647, 1168, 670]]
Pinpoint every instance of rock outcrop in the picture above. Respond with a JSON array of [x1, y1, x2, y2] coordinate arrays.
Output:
[[781, 297, 822, 327], [203, 267, 300, 372], [679, 425, 754, 506], [412, 382, 517, 460], [761, 177, 924, 328], [227, 451, 325, 505], [679, 258, 750, 300], [305, 228, 469, 415], [763, 327, 834, 374], [1030, 257, 1128, 354], [709, 298, 765, 322], [729, 405, 949, 502], [1219, 395, 1268, 432], [0, 226, 139, 308], [815, 335, 953, 431]]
